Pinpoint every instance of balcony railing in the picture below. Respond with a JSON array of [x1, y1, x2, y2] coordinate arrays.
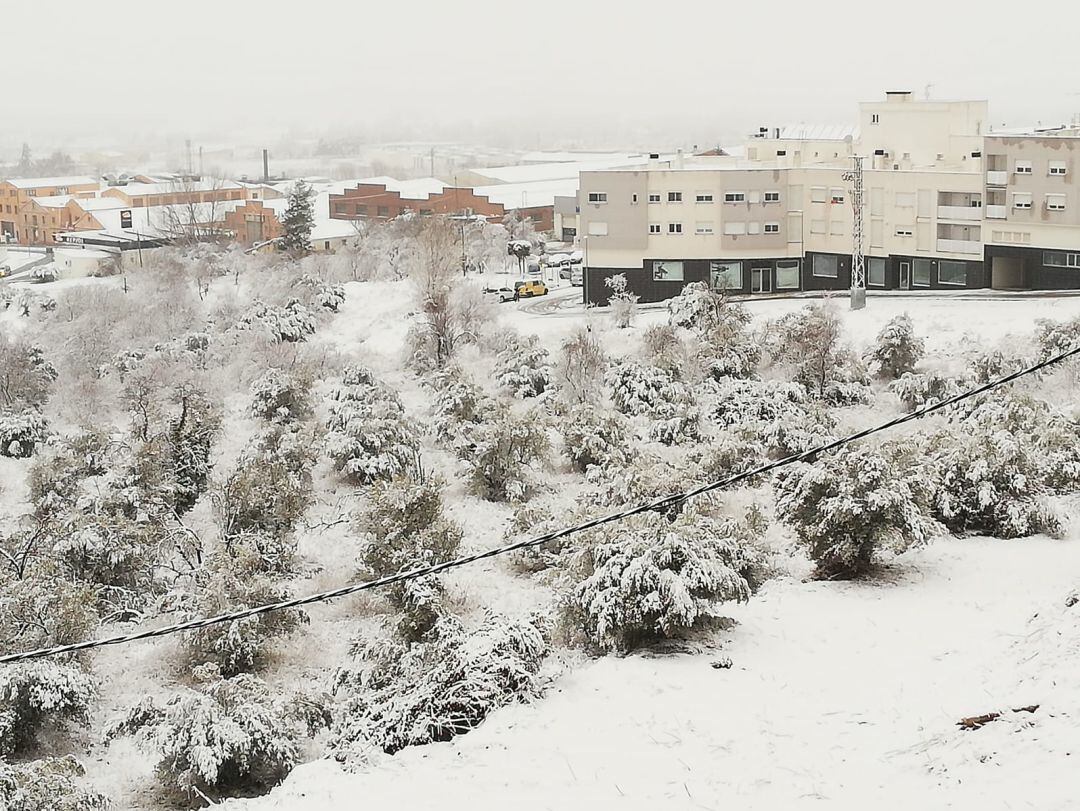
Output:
[[936, 205, 982, 221], [986, 204, 1008, 220], [986, 170, 1008, 186], [937, 238, 983, 255]]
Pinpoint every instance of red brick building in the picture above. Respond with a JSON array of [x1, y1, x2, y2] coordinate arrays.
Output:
[[223, 200, 284, 247]]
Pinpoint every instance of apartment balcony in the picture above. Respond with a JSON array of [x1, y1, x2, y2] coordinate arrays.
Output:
[[937, 238, 983, 255], [936, 205, 982, 222], [986, 204, 1008, 220], [986, 170, 1008, 186]]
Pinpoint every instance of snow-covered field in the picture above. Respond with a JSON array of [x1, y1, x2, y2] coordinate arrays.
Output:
[[218, 284, 1080, 811]]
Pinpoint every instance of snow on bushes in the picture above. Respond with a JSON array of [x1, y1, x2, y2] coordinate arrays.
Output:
[[0, 662, 95, 757], [667, 282, 760, 380], [0, 410, 48, 458], [295, 274, 346, 312], [560, 402, 630, 472], [667, 281, 726, 331], [0, 756, 109, 811], [890, 371, 967, 411], [236, 298, 317, 343], [463, 408, 550, 502], [494, 332, 552, 398], [554, 328, 607, 404], [560, 505, 768, 651], [688, 428, 768, 483], [710, 378, 836, 458], [605, 273, 639, 329], [1034, 315, 1080, 360], [108, 666, 299, 800], [607, 360, 686, 416], [331, 611, 549, 757], [865, 314, 924, 379], [249, 368, 313, 422], [775, 442, 942, 579], [771, 304, 871, 403], [324, 366, 420, 485], [0, 337, 57, 409]]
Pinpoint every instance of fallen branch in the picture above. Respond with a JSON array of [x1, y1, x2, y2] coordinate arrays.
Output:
[[957, 704, 1039, 730]]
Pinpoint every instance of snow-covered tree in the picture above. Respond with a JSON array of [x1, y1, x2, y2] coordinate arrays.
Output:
[[890, 371, 967, 411], [607, 360, 687, 416], [0, 410, 48, 458], [464, 408, 549, 502], [324, 366, 420, 485], [249, 368, 313, 423], [690, 428, 767, 483], [641, 324, 689, 379], [866, 314, 924, 379], [109, 666, 299, 800], [968, 349, 1031, 384], [294, 274, 346, 312], [1034, 315, 1080, 361], [555, 327, 607, 405], [427, 365, 495, 442], [495, 333, 552, 398], [0, 662, 94, 757], [0, 337, 57, 409], [605, 273, 639, 329], [771, 304, 869, 402], [648, 401, 701, 446], [279, 180, 315, 256], [775, 442, 942, 579], [332, 611, 548, 757], [560, 402, 631, 472], [561, 506, 767, 651], [236, 299, 317, 343], [668, 281, 725, 331], [0, 756, 109, 811]]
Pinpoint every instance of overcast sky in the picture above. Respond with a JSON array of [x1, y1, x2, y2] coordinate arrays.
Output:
[[5, 0, 1080, 149]]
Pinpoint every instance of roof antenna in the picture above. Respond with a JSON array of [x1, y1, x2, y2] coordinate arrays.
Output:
[[924, 83, 935, 100]]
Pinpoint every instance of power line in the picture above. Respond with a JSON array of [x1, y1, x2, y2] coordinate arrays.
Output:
[[3, 342, 1079, 666]]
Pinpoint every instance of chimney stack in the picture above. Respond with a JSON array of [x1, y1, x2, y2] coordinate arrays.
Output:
[[262, 149, 270, 183]]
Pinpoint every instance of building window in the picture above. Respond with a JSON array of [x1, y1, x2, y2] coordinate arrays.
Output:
[[868, 257, 886, 287], [695, 192, 714, 203], [723, 222, 747, 235], [695, 222, 714, 235], [895, 226, 914, 237], [830, 188, 845, 204], [776, 259, 800, 289], [811, 186, 827, 203], [764, 222, 780, 234], [710, 260, 743, 290], [1044, 251, 1080, 268], [1013, 193, 1033, 210], [588, 192, 608, 204], [649, 223, 661, 234], [668, 222, 683, 234], [895, 192, 915, 207], [810, 220, 826, 234], [631, 193, 638, 204], [653, 260, 684, 281], [588, 221, 609, 236], [871, 113, 880, 124], [324, 241, 331, 250], [648, 193, 661, 203], [913, 259, 932, 287], [1049, 161, 1068, 176], [668, 192, 683, 202], [939, 260, 967, 286], [747, 222, 761, 235], [724, 192, 745, 203], [812, 254, 838, 278], [830, 221, 844, 236], [764, 191, 780, 203], [1047, 194, 1067, 211], [1015, 161, 1033, 174], [377, 205, 389, 217]]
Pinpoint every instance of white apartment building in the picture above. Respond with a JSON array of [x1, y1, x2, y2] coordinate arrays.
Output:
[[578, 91, 1080, 304]]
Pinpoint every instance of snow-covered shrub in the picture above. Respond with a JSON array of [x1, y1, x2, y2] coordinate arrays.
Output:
[[0, 662, 94, 756], [0, 338, 57, 409], [236, 298, 317, 343], [926, 428, 1060, 539], [555, 328, 607, 404], [641, 324, 688, 378], [503, 499, 583, 574], [605, 273, 639, 329], [711, 378, 808, 426], [560, 506, 767, 651], [689, 428, 768, 483], [1034, 315, 1080, 361], [771, 304, 867, 399], [110, 667, 299, 800], [560, 402, 630, 472], [759, 406, 837, 459], [332, 611, 549, 757], [214, 426, 315, 570], [0, 410, 48, 457], [324, 366, 419, 485], [775, 442, 942, 579], [667, 281, 725, 331], [0, 756, 109, 811], [968, 349, 1031, 384], [108, 348, 146, 379], [890, 371, 967, 411], [0, 575, 99, 654], [295, 274, 346, 312], [428, 365, 495, 435], [698, 337, 761, 381], [821, 377, 874, 407], [865, 314, 924, 379], [495, 333, 552, 398], [464, 409, 549, 502], [580, 457, 691, 511], [648, 401, 701, 446], [249, 368, 313, 422], [607, 360, 684, 416], [184, 559, 307, 675]]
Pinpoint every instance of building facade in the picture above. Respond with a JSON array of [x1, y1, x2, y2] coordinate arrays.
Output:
[[0, 176, 100, 243], [579, 93, 1078, 304]]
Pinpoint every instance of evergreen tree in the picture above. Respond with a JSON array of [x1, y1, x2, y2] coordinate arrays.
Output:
[[279, 180, 315, 256]]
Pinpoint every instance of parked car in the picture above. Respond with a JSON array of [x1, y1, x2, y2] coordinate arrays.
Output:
[[514, 280, 548, 298], [570, 266, 583, 286], [526, 261, 542, 276], [559, 267, 572, 280], [484, 286, 518, 302]]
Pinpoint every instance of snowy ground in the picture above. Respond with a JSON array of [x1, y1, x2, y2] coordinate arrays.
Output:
[[215, 284, 1080, 811]]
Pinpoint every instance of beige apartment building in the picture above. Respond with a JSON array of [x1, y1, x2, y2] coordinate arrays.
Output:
[[579, 92, 1079, 304]]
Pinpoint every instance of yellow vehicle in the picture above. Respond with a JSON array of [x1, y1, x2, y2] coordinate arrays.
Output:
[[514, 280, 548, 298]]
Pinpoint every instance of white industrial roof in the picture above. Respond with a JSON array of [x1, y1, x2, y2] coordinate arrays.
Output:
[[5, 175, 98, 189], [475, 178, 580, 210], [110, 179, 242, 196], [33, 195, 75, 208], [473, 156, 653, 184]]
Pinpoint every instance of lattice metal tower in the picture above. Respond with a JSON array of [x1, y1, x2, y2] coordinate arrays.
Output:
[[843, 155, 866, 310]]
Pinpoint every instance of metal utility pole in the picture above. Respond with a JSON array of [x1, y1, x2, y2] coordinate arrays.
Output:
[[843, 155, 866, 310]]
